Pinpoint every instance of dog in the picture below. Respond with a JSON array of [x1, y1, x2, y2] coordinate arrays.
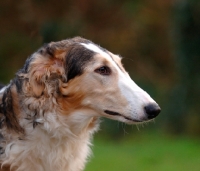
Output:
[[0, 37, 161, 171]]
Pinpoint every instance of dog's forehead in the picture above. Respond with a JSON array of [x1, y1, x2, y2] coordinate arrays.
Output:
[[80, 43, 110, 59], [81, 43, 122, 65]]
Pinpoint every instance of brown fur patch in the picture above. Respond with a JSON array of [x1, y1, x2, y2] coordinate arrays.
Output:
[[0, 165, 11, 171], [57, 77, 85, 114]]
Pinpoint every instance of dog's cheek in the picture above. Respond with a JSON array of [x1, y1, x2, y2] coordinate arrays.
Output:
[[57, 94, 84, 115], [57, 78, 87, 114]]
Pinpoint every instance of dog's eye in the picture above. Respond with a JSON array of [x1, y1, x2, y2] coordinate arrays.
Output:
[[95, 66, 111, 75]]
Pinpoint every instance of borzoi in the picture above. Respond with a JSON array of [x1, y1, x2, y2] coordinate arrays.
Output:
[[0, 37, 160, 171]]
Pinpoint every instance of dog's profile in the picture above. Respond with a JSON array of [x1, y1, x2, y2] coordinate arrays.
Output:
[[0, 37, 161, 171]]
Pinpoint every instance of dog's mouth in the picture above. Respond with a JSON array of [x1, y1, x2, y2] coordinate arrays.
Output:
[[104, 110, 142, 123]]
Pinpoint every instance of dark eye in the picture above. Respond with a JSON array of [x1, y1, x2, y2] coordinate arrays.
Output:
[[95, 66, 111, 75]]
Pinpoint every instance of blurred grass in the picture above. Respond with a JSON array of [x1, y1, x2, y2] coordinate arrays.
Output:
[[85, 132, 200, 171]]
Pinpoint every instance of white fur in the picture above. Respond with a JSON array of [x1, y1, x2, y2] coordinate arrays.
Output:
[[2, 106, 99, 171], [80, 43, 110, 59]]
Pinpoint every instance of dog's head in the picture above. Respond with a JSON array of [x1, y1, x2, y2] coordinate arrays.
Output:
[[16, 37, 160, 124]]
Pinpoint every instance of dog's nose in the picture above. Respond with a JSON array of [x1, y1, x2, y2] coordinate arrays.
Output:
[[144, 103, 161, 119]]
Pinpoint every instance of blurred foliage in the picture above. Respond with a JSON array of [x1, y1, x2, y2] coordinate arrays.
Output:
[[0, 0, 199, 136], [166, 0, 200, 135]]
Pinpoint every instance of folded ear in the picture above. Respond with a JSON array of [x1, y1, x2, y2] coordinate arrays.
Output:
[[27, 42, 70, 97], [46, 41, 69, 59]]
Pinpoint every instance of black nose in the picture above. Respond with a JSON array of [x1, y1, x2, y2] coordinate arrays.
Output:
[[144, 103, 161, 119]]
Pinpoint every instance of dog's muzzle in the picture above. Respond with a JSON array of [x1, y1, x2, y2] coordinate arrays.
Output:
[[104, 110, 142, 122], [104, 102, 161, 122]]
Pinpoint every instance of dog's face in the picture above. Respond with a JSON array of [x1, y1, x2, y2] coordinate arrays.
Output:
[[18, 37, 160, 125]]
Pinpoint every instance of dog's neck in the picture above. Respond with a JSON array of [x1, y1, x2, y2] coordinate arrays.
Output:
[[0, 84, 100, 171], [18, 112, 99, 171], [2, 112, 99, 171]]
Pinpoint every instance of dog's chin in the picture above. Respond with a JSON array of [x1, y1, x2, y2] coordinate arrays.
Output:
[[104, 110, 149, 124]]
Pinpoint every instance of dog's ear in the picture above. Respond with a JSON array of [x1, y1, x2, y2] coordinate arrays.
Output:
[[26, 42, 70, 97], [46, 42, 70, 60]]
